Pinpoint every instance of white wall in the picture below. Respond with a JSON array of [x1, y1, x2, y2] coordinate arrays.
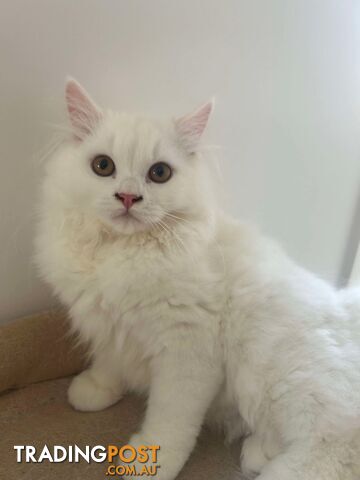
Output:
[[0, 0, 360, 323]]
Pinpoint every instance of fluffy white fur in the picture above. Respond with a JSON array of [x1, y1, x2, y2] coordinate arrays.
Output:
[[36, 79, 360, 479]]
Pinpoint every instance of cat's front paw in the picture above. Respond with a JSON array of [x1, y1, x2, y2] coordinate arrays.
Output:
[[68, 369, 123, 412], [240, 434, 267, 478], [118, 433, 179, 480]]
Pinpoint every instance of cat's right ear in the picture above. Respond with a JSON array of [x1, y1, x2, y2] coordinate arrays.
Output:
[[65, 77, 102, 140], [174, 100, 214, 154]]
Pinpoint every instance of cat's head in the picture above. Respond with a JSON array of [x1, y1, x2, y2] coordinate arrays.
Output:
[[46, 78, 216, 235]]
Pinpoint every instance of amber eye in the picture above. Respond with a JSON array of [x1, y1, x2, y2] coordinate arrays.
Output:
[[148, 162, 172, 183], [91, 155, 115, 177]]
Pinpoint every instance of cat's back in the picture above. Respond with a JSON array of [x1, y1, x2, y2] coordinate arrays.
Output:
[[213, 213, 348, 333], [214, 213, 294, 288]]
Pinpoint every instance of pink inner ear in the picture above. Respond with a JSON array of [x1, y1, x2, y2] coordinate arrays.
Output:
[[65, 78, 101, 139], [175, 101, 213, 151]]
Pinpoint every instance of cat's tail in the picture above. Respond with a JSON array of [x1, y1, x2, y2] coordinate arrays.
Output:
[[339, 286, 360, 343], [233, 439, 359, 480]]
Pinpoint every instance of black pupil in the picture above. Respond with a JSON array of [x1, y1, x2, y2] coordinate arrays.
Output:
[[99, 158, 108, 170], [155, 165, 164, 177]]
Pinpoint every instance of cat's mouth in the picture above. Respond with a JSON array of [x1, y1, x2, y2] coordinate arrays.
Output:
[[111, 210, 142, 224], [108, 208, 151, 234]]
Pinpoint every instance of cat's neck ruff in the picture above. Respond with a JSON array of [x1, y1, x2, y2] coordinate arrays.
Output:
[[60, 207, 216, 261]]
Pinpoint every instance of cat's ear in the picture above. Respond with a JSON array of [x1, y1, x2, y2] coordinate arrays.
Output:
[[65, 77, 102, 140], [175, 100, 214, 153]]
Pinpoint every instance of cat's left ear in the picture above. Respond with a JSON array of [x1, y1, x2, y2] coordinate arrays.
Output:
[[175, 100, 214, 153], [65, 77, 102, 140]]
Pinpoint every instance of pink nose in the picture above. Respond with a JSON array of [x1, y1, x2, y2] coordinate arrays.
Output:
[[115, 193, 143, 209]]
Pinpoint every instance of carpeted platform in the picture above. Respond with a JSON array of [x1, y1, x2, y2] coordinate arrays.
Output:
[[0, 311, 241, 479]]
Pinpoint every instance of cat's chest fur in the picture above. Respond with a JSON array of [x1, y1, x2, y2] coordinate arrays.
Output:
[[40, 212, 225, 353]]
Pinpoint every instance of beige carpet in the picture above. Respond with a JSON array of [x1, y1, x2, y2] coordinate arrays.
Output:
[[0, 311, 241, 479]]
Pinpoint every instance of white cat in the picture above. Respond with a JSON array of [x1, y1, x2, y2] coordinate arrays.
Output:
[[36, 78, 360, 479]]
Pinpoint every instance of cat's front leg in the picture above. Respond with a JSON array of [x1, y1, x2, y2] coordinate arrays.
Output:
[[68, 346, 125, 412], [123, 336, 222, 480], [240, 434, 267, 477]]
